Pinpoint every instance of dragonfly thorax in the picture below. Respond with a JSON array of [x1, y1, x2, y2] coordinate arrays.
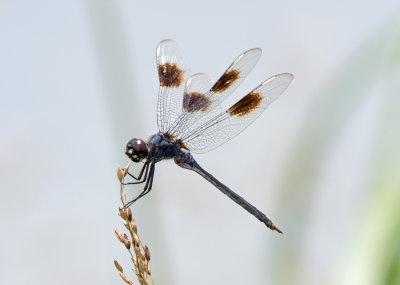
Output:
[[146, 133, 181, 162]]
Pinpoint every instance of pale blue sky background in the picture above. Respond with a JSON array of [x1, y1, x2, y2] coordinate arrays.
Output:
[[1, 1, 400, 284]]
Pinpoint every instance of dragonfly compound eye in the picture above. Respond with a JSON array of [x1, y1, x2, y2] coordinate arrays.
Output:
[[125, 138, 148, 162]]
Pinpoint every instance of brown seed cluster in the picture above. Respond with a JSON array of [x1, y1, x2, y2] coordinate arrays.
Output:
[[115, 163, 153, 285], [228, 92, 263, 117]]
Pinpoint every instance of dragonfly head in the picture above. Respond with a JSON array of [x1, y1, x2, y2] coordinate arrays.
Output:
[[125, 138, 149, 162]]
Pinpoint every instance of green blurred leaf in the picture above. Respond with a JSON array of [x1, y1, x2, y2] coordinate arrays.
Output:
[[267, 16, 400, 285]]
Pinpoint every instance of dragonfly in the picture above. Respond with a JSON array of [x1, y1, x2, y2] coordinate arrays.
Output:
[[124, 39, 293, 233]]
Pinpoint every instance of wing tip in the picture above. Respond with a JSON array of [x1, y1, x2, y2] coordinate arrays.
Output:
[[275, 72, 294, 80], [247, 47, 262, 55], [233, 47, 262, 65], [261, 73, 294, 86], [282, 72, 294, 80], [158, 38, 176, 45], [156, 39, 183, 59]]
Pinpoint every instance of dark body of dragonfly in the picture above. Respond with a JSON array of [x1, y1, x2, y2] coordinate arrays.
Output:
[[124, 40, 293, 233]]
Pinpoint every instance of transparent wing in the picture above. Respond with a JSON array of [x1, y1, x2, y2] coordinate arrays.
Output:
[[156, 39, 190, 133], [166, 73, 222, 137], [167, 48, 262, 137], [207, 47, 261, 104], [180, 73, 294, 153]]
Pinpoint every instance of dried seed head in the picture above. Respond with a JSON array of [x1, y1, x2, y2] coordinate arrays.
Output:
[[122, 220, 130, 231], [114, 259, 123, 273], [127, 208, 132, 222], [115, 229, 124, 244], [132, 233, 140, 246], [123, 162, 131, 177], [134, 244, 141, 257], [144, 245, 151, 262], [120, 217, 128, 227], [123, 233, 131, 250], [140, 250, 146, 260], [118, 272, 133, 284], [119, 207, 127, 220], [145, 266, 151, 275], [138, 258, 145, 274], [131, 218, 137, 233], [146, 264, 151, 275], [117, 167, 124, 182]]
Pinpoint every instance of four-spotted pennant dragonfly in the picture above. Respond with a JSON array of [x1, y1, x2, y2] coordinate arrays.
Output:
[[124, 39, 293, 233]]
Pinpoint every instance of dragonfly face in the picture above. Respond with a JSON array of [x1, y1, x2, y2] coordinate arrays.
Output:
[[125, 138, 149, 162]]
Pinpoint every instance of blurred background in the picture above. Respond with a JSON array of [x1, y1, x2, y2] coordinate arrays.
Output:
[[1, 0, 400, 284]]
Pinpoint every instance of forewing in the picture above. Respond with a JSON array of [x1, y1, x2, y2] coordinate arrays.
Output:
[[167, 48, 262, 137], [181, 73, 294, 153], [156, 39, 190, 133], [208, 48, 262, 104], [166, 73, 221, 136], [183, 73, 214, 113]]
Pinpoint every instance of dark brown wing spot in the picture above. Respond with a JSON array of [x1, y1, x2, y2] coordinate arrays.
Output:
[[228, 92, 263, 117], [210, 69, 240, 93], [182, 92, 211, 112], [158, 63, 184, 87], [176, 139, 188, 150]]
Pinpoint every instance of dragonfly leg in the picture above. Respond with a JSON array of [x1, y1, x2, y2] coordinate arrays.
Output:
[[124, 161, 150, 180], [125, 163, 155, 208], [124, 161, 150, 185]]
